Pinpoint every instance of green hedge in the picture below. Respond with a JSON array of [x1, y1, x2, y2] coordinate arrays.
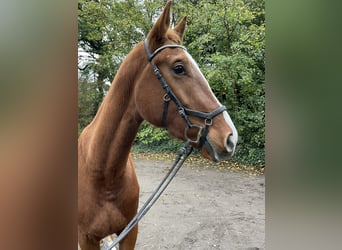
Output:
[[133, 122, 264, 167]]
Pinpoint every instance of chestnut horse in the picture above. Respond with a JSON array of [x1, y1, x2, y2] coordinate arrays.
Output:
[[78, 2, 238, 250]]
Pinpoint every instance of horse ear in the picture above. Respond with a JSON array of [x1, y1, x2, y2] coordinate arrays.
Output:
[[173, 16, 187, 42], [147, 1, 172, 46]]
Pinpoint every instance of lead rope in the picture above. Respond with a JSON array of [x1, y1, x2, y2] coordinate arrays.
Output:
[[106, 141, 193, 250]]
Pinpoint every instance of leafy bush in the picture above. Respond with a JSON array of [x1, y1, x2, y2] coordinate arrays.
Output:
[[78, 80, 104, 135], [135, 121, 169, 146], [233, 145, 265, 167], [134, 122, 183, 153]]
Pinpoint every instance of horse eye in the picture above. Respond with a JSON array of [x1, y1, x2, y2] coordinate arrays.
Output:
[[173, 65, 186, 75]]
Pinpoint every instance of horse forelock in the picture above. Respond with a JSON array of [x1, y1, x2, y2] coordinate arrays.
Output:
[[166, 29, 182, 45], [148, 28, 183, 52]]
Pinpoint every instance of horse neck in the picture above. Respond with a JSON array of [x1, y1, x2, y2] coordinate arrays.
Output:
[[85, 43, 145, 181]]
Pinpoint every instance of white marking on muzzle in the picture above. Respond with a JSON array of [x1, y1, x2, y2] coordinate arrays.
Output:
[[223, 111, 238, 154]]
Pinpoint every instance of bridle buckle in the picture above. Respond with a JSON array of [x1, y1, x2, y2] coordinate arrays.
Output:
[[163, 94, 171, 102], [205, 118, 213, 126]]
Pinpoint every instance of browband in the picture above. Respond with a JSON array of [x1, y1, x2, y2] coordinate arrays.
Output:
[[144, 40, 186, 62]]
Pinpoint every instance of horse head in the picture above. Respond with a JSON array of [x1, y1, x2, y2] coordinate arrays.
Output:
[[135, 1, 238, 161]]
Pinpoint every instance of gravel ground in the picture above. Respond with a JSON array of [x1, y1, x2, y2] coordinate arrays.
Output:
[[102, 156, 265, 250]]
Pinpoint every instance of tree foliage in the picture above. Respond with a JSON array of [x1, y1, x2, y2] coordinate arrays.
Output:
[[78, 80, 108, 136], [78, 0, 265, 166]]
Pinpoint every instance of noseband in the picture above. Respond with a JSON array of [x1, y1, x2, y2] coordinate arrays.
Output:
[[144, 39, 226, 147]]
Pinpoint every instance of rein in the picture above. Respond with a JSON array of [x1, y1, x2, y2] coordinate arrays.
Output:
[[106, 141, 193, 249], [106, 40, 226, 249]]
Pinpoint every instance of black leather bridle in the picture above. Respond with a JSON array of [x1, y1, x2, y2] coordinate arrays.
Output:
[[144, 39, 226, 147]]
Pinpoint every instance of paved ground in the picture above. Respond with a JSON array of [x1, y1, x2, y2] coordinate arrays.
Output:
[[110, 157, 265, 250]]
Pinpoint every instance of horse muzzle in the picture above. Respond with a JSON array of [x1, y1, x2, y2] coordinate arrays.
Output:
[[202, 133, 237, 162]]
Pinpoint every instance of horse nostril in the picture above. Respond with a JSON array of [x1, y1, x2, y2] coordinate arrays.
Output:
[[225, 133, 235, 154]]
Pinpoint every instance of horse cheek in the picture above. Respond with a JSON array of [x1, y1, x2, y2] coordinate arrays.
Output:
[[134, 87, 163, 126]]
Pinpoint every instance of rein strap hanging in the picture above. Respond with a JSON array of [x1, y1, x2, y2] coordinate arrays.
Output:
[[107, 141, 193, 249]]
